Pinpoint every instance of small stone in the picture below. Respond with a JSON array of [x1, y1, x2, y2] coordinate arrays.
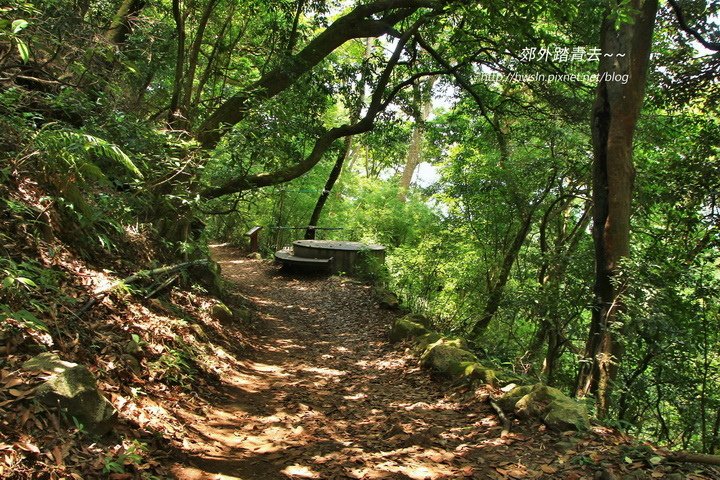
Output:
[[124, 340, 142, 355], [120, 354, 141, 374], [189, 323, 207, 339]]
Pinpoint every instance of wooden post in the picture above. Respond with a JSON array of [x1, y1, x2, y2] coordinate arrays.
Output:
[[245, 226, 263, 253]]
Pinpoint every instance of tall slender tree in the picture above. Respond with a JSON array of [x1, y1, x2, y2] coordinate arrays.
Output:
[[576, 0, 659, 418]]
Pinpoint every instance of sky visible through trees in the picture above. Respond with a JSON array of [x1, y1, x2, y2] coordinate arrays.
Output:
[[1, 0, 720, 476]]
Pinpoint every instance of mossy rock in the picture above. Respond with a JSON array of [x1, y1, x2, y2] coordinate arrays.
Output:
[[497, 384, 535, 412], [413, 332, 444, 353], [22, 353, 117, 435], [461, 362, 498, 386], [233, 305, 252, 322], [124, 339, 142, 355], [416, 335, 468, 355], [420, 343, 478, 378], [374, 287, 400, 310], [389, 318, 428, 343], [501, 383, 589, 431], [211, 302, 234, 323], [494, 370, 528, 387], [189, 323, 207, 339], [400, 313, 432, 328], [188, 261, 224, 297]]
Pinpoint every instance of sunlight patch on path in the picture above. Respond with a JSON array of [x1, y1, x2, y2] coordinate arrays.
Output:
[[172, 247, 501, 479]]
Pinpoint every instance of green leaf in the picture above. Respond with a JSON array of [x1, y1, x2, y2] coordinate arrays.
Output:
[[648, 456, 663, 466], [16, 38, 29, 63], [15, 277, 37, 288], [12, 19, 28, 33], [13, 310, 48, 332]]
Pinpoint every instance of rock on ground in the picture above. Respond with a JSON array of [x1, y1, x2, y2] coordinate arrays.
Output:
[[22, 352, 117, 435]]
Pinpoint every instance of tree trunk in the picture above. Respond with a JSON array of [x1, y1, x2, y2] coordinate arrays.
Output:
[[180, 0, 220, 122], [398, 76, 436, 201], [305, 136, 353, 239], [201, 17, 431, 198], [576, 0, 658, 419], [105, 0, 146, 46], [168, 0, 186, 127], [470, 209, 535, 337]]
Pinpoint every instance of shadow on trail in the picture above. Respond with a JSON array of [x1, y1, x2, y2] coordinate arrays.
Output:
[[170, 247, 506, 480]]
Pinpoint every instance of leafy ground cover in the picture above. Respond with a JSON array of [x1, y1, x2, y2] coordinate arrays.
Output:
[[1, 190, 719, 480]]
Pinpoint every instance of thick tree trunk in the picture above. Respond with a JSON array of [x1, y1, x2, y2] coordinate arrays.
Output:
[[576, 0, 658, 419], [105, 0, 146, 46]]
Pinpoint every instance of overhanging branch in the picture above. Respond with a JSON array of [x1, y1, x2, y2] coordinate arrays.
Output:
[[195, 0, 445, 148], [200, 17, 433, 199], [667, 0, 720, 52]]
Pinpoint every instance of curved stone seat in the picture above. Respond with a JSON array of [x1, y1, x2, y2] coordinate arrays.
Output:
[[274, 250, 333, 272]]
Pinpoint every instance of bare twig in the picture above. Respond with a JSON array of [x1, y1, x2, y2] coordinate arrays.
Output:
[[489, 396, 511, 438], [77, 259, 209, 316], [667, 0, 720, 51]]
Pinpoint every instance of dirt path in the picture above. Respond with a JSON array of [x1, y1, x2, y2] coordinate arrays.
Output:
[[170, 247, 511, 479], [165, 247, 720, 480]]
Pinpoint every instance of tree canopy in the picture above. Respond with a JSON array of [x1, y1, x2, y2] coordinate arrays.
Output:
[[2, 0, 720, 470]]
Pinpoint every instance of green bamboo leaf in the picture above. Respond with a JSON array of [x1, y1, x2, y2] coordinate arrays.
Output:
[[12, 19, 28, 33], [16, 277, 38, 288], [16, 38, 29, 63]]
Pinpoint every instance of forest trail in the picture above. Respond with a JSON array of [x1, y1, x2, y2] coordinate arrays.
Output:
[[168, 246, 716, 480], [170, 246, 518, 479]]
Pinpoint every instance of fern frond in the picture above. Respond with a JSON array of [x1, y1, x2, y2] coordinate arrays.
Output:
[[37, 130, 144, 179]]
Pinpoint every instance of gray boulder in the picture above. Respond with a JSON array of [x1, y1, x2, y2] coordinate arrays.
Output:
[[500, 383, 589, 431], [22, 352, 117, 435], [389, 317, 428, 343]]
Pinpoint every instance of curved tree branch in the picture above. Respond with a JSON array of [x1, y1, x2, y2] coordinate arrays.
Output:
[[201, 16, 432, 199], [194, 0, 445, 148], [667, 0, 720, 52]]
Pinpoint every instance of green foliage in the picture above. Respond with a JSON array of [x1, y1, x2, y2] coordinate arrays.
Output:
[[149, 342, 198, 387], [102, 439, 149, 476], [34, 129, 143, 182], [0, 256, 66, 335], [1, 0, 718, 458], [0, 13, 32, 63], [354, 247, 389, 284]]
